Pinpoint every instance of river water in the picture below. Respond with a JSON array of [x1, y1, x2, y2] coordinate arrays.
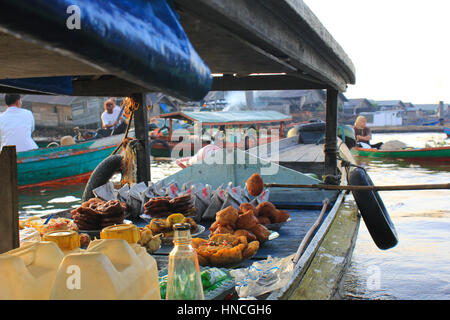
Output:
[[18, 132, 449, 300]]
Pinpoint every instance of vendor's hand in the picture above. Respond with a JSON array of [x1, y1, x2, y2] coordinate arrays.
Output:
[[113, 121, 119, 126]]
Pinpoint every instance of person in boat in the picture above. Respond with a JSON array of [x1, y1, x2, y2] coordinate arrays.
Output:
[[353, 115, 383, 149], [97, 98, 126, 138], [0, 94, 38, 152]]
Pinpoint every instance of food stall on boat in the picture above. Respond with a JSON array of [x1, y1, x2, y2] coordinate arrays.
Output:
[[0, 0, 400, 301], [149, 110, 292, 158]]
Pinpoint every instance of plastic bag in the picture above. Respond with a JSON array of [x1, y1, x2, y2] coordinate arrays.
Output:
[[250, 189, 270, 206], [230, 254, 295, 298], [201, 184, 224, 221], [221, 183, 242, 210]]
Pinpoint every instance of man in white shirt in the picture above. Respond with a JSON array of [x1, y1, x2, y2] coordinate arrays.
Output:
[[0, 94, 38, 153], [98, 98, 126, 137]]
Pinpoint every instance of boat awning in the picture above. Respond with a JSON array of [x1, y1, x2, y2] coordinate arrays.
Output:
[[0, 0, 212, 100], [157, 111, 292, 125]]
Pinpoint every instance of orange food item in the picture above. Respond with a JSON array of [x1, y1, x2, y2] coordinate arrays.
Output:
[[273, 210, 290, 223], [257, 216, 271, 225], [239, 203, 257, 216], [246, 173, 264, 196], [234, 229, 257, 242], [256, 201, 278, 221], [211, 224, 234, 235], [192, 233, 259, 267], [215, 206, 239, 228], [249, 224, 271, 242]]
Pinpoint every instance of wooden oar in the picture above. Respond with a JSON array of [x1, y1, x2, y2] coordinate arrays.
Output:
[[264, 183, 450, 191]]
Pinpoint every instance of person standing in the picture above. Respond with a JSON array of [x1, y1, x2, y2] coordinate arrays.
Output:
[[0, 94, 38, 152]]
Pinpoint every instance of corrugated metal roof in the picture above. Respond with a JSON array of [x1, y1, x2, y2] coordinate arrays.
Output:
[[158, 111, 292, 124]]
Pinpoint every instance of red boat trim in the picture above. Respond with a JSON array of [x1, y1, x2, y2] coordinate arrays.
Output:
[[18, 171, 93, 190]]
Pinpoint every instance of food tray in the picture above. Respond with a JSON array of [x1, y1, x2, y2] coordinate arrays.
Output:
[[265, 218, 291, 231], [161, 225, 206, 244]]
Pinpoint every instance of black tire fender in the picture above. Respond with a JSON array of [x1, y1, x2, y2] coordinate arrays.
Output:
[[82, 154, 123, 201], [349, 167, 399, 250]]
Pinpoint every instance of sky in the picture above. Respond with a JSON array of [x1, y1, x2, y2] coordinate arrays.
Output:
[[303, 0, 450, 104]]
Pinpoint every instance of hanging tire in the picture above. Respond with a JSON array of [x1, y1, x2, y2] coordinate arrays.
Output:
[[82, 154, 123, 201], [149, 139, 171, 156], [349, 167, 398, 250]]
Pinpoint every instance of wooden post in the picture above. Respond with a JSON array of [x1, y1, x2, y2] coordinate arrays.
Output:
[[0, 146, 19, 253], [132, 93, 151, 183], [324, 88, 338, 176]]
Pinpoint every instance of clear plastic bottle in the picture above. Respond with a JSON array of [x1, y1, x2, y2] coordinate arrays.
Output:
[[166, 223, 204, 300]]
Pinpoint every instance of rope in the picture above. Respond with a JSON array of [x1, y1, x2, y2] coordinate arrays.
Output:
[[111, 97, 140, 155]]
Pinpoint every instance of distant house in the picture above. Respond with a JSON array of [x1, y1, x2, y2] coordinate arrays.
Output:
[[371, 100, 406, 111], [343, 98, 375, 115], [361, 110, 402, 127], [0, 94, 77, 128], [254, 89, 347, 116], [71, 97, 108, 128]]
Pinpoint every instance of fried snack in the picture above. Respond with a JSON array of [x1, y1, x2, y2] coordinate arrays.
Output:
[[182, 217, 198, 231], [234, 229, 257, 242], [192, 233, 259, 267], [249, 224, 271, 242], [215, 206, 239, 228], [236, 210, 258, 230], [240, 203, 257, 216], [211, 224, 234, 235], [257, 216, 271, 225], [256, 201, 278, 221], [138, 227, 162, 253], [79, 233, 91, 248], [72, 199, 126, 230], [272, 209, 290, 223], [246, 173, 264, 196]]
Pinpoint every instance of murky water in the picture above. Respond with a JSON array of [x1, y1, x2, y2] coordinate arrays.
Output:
[[18, 132, 449, 300], [341, 132, 450, 300]]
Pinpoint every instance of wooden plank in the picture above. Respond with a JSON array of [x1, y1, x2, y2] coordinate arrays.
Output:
[[132, 93, 151, 183], [0, 146, 19, 253], [324, 88, 338, 176]]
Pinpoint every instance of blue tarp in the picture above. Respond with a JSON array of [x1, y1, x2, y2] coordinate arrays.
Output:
[[0, 0, 212, 100]]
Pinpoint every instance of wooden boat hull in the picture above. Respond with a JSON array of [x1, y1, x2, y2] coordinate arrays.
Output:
[[17, 135, 122, 189], [156, 143, 360, 299], [351, 146, 450, 162]]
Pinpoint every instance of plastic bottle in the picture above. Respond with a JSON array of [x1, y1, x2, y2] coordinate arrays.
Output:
[[166, 223, 204, 300]]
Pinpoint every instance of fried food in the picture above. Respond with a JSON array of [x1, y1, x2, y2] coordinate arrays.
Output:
[[211, 224, 234, 235], [249, 224, 271, 242], [256, 201, 278, 221], [138, 227, 162, 253], [146, 213, 198, 238], [215, 206, 239, 228], [192, 233, 259, 267], [233, 229, 257, 242], [246, 173, 264, 196], [257, 216, 271, 225], [272, 210, 290, 223], [144, 195, 195, 217], [239, 203, 257, 216], [236, 210, 258, 230], [71, 199, 126, 230]]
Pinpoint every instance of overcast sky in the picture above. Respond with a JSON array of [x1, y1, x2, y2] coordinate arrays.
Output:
[[304, 0, 450, 104]]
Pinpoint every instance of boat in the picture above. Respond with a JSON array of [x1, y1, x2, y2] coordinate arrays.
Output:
[[17, 134, 123, 189], [1, 0, 397, 302], [135, 136, 363, 299], [351, 145, 450, 162], [149, 111, 292, 158], [445, 127, 450, 137]]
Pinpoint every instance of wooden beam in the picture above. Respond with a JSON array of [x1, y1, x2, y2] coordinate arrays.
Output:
[[212, 74, 325, 91], [132, 93, 151, 183], [324, 88, 338, 176], [0, 146, 19, 253]]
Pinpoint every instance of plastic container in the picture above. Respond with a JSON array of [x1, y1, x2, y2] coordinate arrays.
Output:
[[42, 230, 81, 255], [50, 238, 160, 300], [100, 224, 140, 244], [166, 223, 204, 300], [0, 241, 65, 299]]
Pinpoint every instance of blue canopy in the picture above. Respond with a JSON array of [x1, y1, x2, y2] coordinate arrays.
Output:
[[0, 0, 212, 100]]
